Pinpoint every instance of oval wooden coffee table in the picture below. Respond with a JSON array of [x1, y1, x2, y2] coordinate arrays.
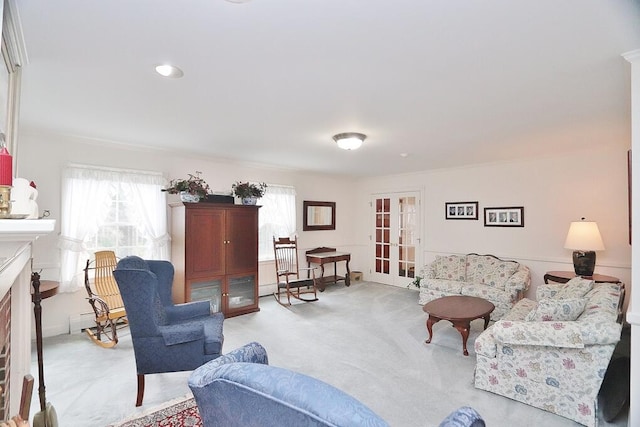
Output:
[[423, 295, 495, 356]]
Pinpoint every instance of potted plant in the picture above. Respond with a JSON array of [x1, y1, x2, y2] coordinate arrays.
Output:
[[231, 181, 267, 205], [406, 275, 422, 289], [162, 172, 211, 203]]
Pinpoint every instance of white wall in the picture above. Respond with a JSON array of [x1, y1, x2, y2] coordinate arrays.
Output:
[[18, 130, 632, 340], [17, 130, 361, 337], [355, 146, 632, 305]]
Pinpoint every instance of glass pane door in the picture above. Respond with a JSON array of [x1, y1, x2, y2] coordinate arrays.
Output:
[[227, 274, 256, 310], [374, 198, 391, 276], [189, 278, 223, 313], [370, 192, 420, 287], [398, 196, 417, 280]]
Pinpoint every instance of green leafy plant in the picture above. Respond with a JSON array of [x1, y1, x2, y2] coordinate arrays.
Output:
[[407, 276, 422, 289], [162, 172, 210, 199], [231, 181, 267, 198]]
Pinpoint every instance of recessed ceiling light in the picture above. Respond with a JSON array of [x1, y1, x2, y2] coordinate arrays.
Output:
[[400, 153, 409, 158], [155, 64, 184, 78], [225, 0, 252, 3]]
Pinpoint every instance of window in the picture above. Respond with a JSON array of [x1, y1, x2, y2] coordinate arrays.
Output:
[[84, 185, 151, 256], [258, 184, 296, 261], [58, 165, 169, 292]]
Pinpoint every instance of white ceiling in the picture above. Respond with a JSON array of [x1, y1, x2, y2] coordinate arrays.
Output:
[[14, 0, 640, 177]]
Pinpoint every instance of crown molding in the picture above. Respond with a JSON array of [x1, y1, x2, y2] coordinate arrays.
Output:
[[622, 49, 640, 64], [2, 0, 28, 70]]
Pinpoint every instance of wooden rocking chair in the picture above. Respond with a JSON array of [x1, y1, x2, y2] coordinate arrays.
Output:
[[83, 251, 127, 348], [273, 237, 318, 306]]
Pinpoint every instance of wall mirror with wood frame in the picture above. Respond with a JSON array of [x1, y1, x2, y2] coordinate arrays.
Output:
[[303, 201, 335, 231]]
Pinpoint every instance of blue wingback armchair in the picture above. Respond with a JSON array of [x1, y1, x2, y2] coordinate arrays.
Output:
[[188, 342, 485, 427], [113, 256, 224, 406]]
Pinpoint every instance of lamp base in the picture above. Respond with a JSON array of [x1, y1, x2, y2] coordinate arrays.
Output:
[[572, 250, 596, 277]]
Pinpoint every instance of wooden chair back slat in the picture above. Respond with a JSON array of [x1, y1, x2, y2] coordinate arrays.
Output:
[[83, 250, 127, 347], [273, 237, 301, 281], [94, 251, 124, 309]]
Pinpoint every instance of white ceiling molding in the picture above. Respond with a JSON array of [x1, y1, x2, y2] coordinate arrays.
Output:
[[2, 0, 28, 70], [623, 49, 640, 63]]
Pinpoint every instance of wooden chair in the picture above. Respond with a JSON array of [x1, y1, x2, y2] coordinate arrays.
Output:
[[273, 237, 318, 306], [83, 251, 127, 348]]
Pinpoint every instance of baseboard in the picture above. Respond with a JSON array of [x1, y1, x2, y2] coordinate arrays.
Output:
[[69, 312, 96, 334], [259, 283, 277, 297]]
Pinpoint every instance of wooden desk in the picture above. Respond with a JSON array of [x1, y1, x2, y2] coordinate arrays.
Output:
[[543, 271, 620, 284], [306, 247, 351, 291]]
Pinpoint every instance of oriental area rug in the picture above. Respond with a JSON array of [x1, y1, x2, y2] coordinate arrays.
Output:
[[108, 395, 202, 427]]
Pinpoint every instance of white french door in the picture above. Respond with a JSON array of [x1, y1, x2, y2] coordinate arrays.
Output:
[[369, 192, 421, 287]]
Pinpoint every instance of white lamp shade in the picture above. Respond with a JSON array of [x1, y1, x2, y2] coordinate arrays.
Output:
[[564, 221, 605, 251]]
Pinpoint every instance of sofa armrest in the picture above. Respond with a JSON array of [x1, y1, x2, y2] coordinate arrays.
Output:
[[439, 406, 486, 427], [189, 362, 389, 427], [165, 300, 211, 322], [578, 318, 622, 345], [492, 320, 584, 348], [503, 266, 530, 296], [189, 342, 269, 387], [214, 341, 269, 366], [159, 322, 204, 346]]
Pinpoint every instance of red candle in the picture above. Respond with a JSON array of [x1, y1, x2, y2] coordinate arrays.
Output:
[[0, 146, 12, 186]]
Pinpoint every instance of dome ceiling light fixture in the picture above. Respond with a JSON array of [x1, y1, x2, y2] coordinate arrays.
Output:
[[333, 132, 366, 150], [155, 64, 184, 78]]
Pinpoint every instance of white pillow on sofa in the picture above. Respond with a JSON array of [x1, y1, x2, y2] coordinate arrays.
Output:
[[525, 297, 588, 322], [553, 277, 594, 299]]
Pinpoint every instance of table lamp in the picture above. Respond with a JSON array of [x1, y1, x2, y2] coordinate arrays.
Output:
[[564, 218, 605, 276]]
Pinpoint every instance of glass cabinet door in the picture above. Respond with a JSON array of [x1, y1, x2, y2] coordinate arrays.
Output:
[[227, 274, 256, 310], [189, 278, 223, 313]]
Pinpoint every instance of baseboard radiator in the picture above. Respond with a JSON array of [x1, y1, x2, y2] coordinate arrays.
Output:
[[69, 312, 97, 334]]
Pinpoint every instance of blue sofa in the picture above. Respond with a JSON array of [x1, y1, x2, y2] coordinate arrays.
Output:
[[188, 342, 485, 427]]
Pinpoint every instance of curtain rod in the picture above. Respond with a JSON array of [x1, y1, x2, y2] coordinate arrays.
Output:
[[66, 163, 164, 177]]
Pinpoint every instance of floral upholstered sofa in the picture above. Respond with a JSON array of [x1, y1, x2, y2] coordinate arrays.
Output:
[[474, 278, 625, 427], [418, 253, 530, 320]]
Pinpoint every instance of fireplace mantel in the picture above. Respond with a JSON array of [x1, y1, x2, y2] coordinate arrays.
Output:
[[0, 219, 56, 300], [0, 218, 55, 417]]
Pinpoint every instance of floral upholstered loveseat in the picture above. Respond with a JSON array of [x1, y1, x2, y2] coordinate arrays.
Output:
[[474, 278, 625, 427], [418, 253, 530, 320]]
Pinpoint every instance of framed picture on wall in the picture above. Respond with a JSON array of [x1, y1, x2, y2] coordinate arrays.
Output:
[[484, 206, 524, 227], [445, 201, 478, 220]]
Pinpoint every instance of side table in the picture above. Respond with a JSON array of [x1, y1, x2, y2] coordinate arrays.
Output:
[[31, 273, 59, 420], [543, 271, 620, 284]]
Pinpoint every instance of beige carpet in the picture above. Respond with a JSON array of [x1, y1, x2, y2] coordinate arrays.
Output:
[[34, 281, 628, 426]]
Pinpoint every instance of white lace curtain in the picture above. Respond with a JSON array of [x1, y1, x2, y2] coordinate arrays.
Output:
[[58, 164, 169, 292], [258, 184, 296, 261]]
